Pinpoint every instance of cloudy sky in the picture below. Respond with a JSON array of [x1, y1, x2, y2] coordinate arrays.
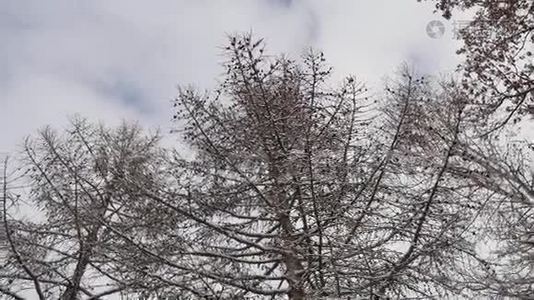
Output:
[[0, 0, 466, 153]]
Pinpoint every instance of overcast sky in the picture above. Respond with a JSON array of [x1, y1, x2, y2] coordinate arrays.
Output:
[[0, 0, 465, 154]]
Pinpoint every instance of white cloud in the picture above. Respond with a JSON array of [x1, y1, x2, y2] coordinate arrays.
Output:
[[0, 0, 464, 153]]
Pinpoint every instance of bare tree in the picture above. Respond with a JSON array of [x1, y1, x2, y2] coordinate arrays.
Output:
[[370, 69, 500, 298], [3, 33, 530, 300], [444, 125, 534, 298], [420, 0, 534, 131], [388, 72, 534, 298], [122, 36, 490, 299], [414, 1, 534, 296], [0, 118, 168, 300], [1, 156, 30, 300]]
